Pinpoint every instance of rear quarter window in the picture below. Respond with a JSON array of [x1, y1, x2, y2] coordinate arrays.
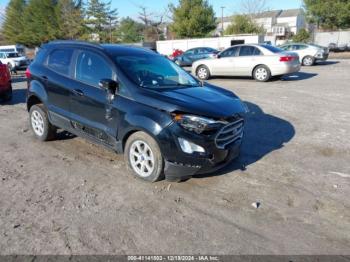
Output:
[[47, 49, 73, 76]]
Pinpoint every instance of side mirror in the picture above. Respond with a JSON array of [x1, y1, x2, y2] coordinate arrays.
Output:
[[99, 79, 119, 95]]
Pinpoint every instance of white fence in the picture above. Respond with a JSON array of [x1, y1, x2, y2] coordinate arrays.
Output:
[[314, 30, 350, 46], [156, 35, 264, 55]]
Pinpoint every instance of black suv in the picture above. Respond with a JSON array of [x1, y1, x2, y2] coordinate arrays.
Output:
[[26, 41, 246, 182]]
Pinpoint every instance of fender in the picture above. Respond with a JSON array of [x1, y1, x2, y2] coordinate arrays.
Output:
[[116, 99, 173, 151], [26, 79, 48, 110]]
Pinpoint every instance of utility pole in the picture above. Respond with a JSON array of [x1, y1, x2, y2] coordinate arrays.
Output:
[[221, 6, 225, 36], [109, 17, 112, 43]]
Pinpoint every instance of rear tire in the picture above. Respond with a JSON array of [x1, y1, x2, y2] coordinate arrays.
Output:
[[3, 84, 12, 101], [29, 104, 56, 141], [253, 65, 271, 82], [196, 65, 210, 80], [302, 56, 315, 66], [124, 131, 164, 182]]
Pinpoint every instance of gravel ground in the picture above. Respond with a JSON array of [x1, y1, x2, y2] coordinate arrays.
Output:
[[0, 60, 349, 255]]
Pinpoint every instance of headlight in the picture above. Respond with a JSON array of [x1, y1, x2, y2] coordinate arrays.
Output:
[[173, 114, 225, 134]]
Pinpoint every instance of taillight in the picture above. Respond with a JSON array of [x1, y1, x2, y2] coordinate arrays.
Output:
[[25, 68, 31, 79], [280, 56, 296, 62]]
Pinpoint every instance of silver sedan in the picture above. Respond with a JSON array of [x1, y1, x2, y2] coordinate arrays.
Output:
[[192, 44, 301, 82]]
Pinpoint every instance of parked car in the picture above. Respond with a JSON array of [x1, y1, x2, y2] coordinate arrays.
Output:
[[26, 41, 247, 182], [279, 43, 329, 66], [192, 44, 300, 82], [168, 49, 184, 60], [0, 51, 29, 73], [328, 43, 338, 52], [337, 43, 348, 52], [174, 47, 219, 66], [0, 61, 12, 101]]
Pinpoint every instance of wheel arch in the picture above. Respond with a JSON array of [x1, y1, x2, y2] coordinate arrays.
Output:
[[26, 80, 48, 111], [195, 63, 211, 76], [252, 64, 269, 77], [27, 95, 43, 112], [120, 112, 172, 153]]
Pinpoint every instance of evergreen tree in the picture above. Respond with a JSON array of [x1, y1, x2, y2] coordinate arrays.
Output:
[[85, 0, 118, 42], [170, 0, 217, 38], [2, 0, 26, 44], [22, 0, 61, 47], [56, 0, 85, 40], [225, 15, 265, 35], [117, 17, 144, 43], [304, 0, 350, 30]]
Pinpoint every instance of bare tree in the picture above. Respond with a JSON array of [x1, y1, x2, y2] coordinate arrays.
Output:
[[241, 0, 269, 17], [136, 4, 169, 41]]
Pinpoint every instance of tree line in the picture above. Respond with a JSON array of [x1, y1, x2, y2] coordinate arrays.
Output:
[[1, 0, 350, 47], [1, 0, 217, 47]]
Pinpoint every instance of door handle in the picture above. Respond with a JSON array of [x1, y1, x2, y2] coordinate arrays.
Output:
[[42, 76, 48, 82], [73, 89, 84, 96]]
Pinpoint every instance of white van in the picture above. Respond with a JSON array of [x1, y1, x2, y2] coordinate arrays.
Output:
[[0, 44, 25, 56]]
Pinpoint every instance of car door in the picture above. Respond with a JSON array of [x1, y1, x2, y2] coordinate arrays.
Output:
[[44, 48, 75, 129], [182, 49, 196, 65], [211, 46, 240, 76], [234, 46, 263, 76], [294, 44, 311, 58], [70, 49, 117, 145]]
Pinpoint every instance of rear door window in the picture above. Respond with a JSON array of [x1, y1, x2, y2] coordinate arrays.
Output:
[[239, 46, 261, 56], [75, 51, 112, 87], [295, 44, 307, 50], [47, 49, 73, 76]]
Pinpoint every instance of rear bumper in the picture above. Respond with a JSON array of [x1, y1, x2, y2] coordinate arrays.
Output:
[[271, 63, 301, 76]]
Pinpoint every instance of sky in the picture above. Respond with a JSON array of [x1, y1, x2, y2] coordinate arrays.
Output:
[[0, 0, 304, 20]]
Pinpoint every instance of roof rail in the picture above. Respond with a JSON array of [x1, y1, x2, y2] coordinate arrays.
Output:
[[47, 40, 104, 50]]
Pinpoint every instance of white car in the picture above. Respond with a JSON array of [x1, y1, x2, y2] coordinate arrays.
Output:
[[279, 43, 329, 66], [0, 52, 28, 72], [192, 44, 301, 82]]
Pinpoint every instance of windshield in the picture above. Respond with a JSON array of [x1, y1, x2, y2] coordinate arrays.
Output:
[[261, 44, 284, 53], [115, 54, 199, 89], [6, 52, 20, 58]]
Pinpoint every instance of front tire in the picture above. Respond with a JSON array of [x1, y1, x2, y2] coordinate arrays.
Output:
[[196, 65, 210, 80], [302, 56, 315, 66], [253, 65, 271, 82], [124, 131, 164, 182], [29, 104, 56, 141]]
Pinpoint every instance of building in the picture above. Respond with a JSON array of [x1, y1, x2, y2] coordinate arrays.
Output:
[[217, 9, 306, 37]]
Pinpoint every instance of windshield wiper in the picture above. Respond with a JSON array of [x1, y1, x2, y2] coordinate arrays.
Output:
[[175, 83, 198, 87]]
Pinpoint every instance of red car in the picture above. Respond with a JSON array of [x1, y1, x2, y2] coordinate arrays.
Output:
[[0, 62, 12, 101]]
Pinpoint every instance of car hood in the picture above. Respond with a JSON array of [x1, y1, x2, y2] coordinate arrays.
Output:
[[135, 84, 247, 118]]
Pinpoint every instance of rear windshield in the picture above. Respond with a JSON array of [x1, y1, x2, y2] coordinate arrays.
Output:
[[260, 44, 283, 53]]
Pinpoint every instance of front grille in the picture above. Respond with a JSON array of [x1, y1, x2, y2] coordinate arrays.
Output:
[[215, 119, 244, 149]]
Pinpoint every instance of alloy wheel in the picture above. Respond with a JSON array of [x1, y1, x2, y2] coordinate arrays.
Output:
[[31, 110, 45, 137], [129, 140, 155, 178]]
